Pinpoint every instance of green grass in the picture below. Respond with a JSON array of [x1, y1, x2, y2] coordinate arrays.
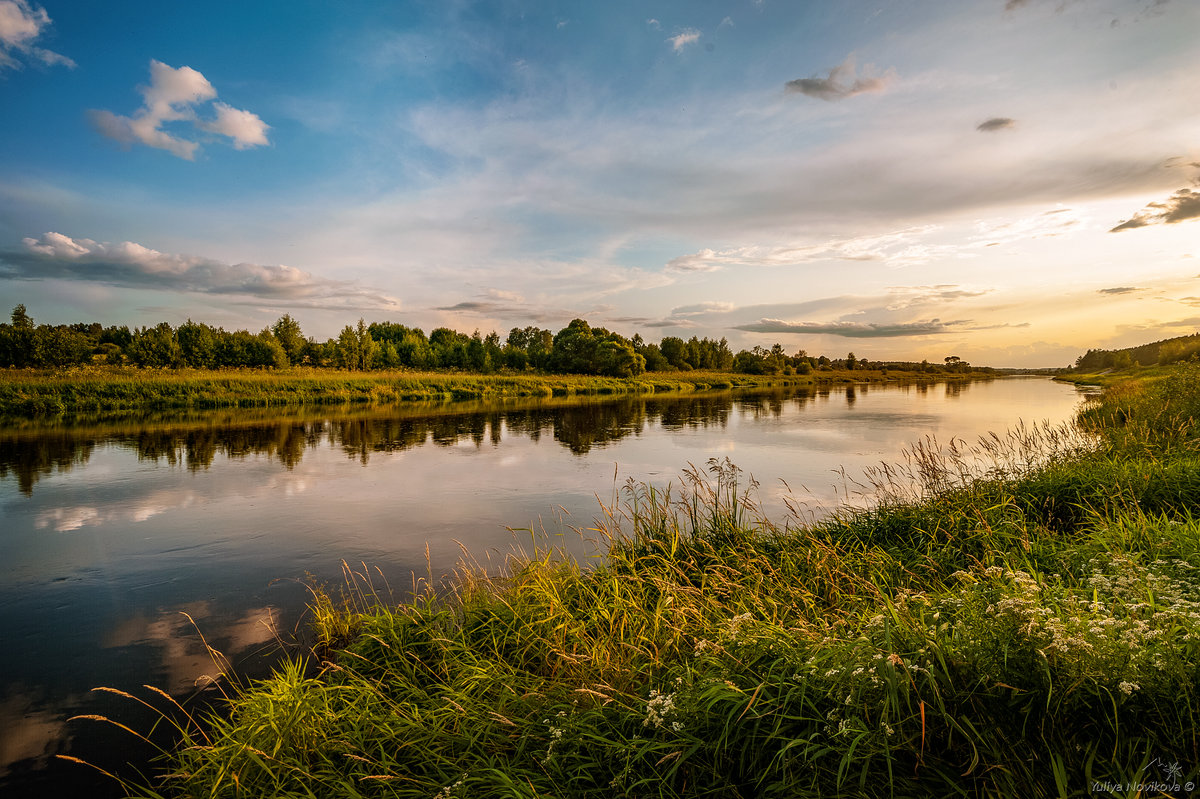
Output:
[[83, 367, 1200, 798], [0, 365, 990, 418], [1054, 364, 1185, 388]]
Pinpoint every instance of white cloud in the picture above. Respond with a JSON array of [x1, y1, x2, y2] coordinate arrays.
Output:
[[202, 102, 271, 150], [664, 226, 967, 273], [482, 287, 524, 303], [670, 301, 736, 316], [972, 207, 1087, 245], [0, 0, 73, 69], [388, 46, 1193, 261], [4, 232, 398, 310], [89, 60, 269, 160], [668, 28, 701, 52], [884, 285, 991, 311]]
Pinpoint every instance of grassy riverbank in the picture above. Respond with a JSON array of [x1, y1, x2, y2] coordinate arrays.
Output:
[[0, 366, 986, 417], [1055, 365, 1182, 389], [103, 367, 1200, 797]]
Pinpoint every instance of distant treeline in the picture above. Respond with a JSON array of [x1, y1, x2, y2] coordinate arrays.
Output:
[[0, 304, 979, 377], [1072, 332, 1200, 371]]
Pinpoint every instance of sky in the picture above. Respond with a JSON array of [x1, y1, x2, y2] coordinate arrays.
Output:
[[0, 0, 1197, 368]]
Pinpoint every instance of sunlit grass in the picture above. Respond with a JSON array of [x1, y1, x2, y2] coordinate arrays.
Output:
[[85, 366, 1200, 797], [0, 367, 818, 416], [0, 365, 985, 417]]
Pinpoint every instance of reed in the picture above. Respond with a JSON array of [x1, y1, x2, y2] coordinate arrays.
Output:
[[87, 366, 1200, 797]]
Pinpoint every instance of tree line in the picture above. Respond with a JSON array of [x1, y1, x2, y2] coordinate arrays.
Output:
[[1071, 332, 1200, 371], [0, 304, 975, 377]]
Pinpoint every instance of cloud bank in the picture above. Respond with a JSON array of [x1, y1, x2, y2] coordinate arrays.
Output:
[[0, 0, 73, 69], [785, 55, 895, 101], [2, 232, 397, 310], [89, 60, 270, 160], [1110, 188, 1200, 232]]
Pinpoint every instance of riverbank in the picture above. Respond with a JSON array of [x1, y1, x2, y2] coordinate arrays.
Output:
[[98, 368, 1200, 797], [0, 366, 989, 417], [1053, 364, 1179, 388]]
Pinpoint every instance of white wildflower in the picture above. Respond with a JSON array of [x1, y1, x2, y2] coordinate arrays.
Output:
[[644, 689, 678, 729]]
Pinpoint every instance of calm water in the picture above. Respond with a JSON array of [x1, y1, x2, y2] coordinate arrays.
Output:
[[0, 377, 1085, 795]]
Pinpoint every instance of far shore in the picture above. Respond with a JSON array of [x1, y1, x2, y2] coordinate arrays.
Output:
[[0, 366, 996, 418]]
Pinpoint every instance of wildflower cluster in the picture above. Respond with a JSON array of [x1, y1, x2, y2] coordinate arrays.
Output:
[[542, 710, 568, 763], [942, 556, 1200, 695], [644, 689, 684, 733]]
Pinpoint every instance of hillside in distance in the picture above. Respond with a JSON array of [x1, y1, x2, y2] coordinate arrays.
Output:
[[1071, 332, 1200, 371]]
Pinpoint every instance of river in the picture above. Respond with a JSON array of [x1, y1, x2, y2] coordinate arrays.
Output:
[[0, 376, 1085, 796]]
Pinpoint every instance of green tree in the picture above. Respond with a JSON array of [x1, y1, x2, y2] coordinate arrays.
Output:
[[660, 336, 689, 370], [272, 314, 306, 365], [549, 319, 599, 374], [11, 304, 33, 330], [596, 337, 645, 377], [430, 327, 469, 369], [127, 323, 181, 367], [2, 304, 35, 366], [466, 330, 493, 372], [505, 326, 553, 369], [638, 342, 670, 372], [501, 344, 529, 370], [31, 325, 93, 367], [177, 320, 218, 368], [732, 346, 784, 375], [336, 319, 379, 370]]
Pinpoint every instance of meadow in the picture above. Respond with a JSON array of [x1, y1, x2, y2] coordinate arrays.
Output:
[[0, 366, 978, 417], [83, 366, 1200, 797]]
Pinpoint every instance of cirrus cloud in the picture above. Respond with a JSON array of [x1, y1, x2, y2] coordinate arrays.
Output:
[[2, 232, 398, 310], [89, 60, 270, 160], [664, 226, 964, 274]]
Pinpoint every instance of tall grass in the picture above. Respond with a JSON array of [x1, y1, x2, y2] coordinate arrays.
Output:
[[90, 367, 1200, 797], [0, 366, 981, 417]]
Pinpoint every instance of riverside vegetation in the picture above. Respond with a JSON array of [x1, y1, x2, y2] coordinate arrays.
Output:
[[77, 367, 1200, 797], [0, 366, 987, 418], [1, 304, 991, 417]]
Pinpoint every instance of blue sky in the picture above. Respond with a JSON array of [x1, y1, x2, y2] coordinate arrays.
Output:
[[1, 0, 1197, 366]]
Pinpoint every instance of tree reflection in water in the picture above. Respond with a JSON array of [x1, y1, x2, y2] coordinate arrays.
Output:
[[0, 389, 809, 495]]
